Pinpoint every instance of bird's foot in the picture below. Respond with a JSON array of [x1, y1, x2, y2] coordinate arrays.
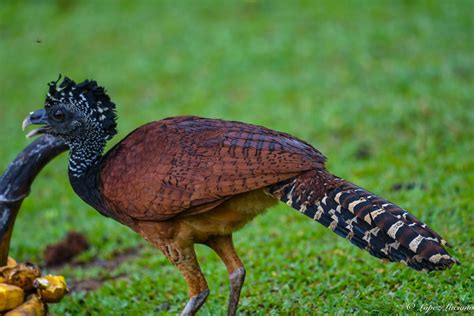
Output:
[[228, 267, 246, 316], [180, 288, 209, 316]]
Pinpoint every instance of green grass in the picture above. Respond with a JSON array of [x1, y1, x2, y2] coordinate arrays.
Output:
[[0, 0, 472, 314]]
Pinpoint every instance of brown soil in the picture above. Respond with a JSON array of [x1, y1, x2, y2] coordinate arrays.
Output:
[[71, 246, 140, 271], [44, 231, 143, 292], [43, 231, 90, 267], [68, 247, 141, 292], [69, 273, 128, 292]]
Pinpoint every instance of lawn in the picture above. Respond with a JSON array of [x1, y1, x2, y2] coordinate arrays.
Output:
[[0, 0, 472, 314]]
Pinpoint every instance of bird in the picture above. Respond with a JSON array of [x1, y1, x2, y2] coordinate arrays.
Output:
[[22, 76, 458, 315]]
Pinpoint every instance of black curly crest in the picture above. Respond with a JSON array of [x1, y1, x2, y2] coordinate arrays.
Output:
[[46, 75, 117, 140]]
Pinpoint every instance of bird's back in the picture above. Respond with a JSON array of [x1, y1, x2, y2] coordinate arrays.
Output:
[[99, 116, 326, 222]]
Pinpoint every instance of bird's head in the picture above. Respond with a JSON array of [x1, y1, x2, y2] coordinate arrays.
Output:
[[23, 76, 117, 146]]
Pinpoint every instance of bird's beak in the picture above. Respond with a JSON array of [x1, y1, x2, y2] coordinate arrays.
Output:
[[22, 109, 51, 138]]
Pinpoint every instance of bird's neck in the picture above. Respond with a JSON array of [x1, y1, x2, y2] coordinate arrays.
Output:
[[68, 138, 106, 178], [67, 137, 117, 220]]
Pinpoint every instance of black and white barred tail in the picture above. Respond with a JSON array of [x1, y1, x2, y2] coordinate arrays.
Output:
[[269, 171, 459, 272]]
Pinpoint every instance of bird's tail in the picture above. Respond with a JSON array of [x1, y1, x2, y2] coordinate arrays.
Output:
[[269, 170, 459, 271]]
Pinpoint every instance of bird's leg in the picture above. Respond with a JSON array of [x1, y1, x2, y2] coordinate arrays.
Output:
[[205, 235, 246, 316], [157, 241, 209, 316]]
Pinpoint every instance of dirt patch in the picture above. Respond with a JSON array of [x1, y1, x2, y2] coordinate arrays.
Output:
[[44, 232, 143, 293], [69, 273, 128, 293], [71, 278, 103, 292], [72, 246, 141, 271], [44, 231, 90, 267], [66, 246, 142, 293]]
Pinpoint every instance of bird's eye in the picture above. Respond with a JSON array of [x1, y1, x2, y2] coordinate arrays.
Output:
[[52, 110, 65, 122]]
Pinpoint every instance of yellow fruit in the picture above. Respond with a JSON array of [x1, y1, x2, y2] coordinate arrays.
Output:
[[0, 283, 24, 312], [4, 294, 45, 316], [7, 257, 17, 268], [33, 275, 68, 303], [4, 263, 41, 291]]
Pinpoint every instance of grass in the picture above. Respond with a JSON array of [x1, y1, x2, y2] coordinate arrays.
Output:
[[0, 0, 472, 314]]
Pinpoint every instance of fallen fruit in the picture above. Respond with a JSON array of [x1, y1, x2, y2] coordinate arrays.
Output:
[[4, 294, 45, 316], [7, 257, 17, 268], [34, 275, 68, 303], [0, 283, 24, 312], [0, 258, 68, 314], [3, 263, 41, 291]]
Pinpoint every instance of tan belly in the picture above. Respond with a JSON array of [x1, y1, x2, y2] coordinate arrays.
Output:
[[135, 188, 278, 246], [180, 188, 278, 241]]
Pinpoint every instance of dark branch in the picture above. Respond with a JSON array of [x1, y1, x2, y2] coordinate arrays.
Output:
[[0, 135, 67, 265]]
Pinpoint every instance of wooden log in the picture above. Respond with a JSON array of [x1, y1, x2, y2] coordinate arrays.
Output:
[[0, 136, 67, 265]]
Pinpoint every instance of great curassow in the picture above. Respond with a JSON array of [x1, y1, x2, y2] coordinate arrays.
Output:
[[22, 77, 458, 315]]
